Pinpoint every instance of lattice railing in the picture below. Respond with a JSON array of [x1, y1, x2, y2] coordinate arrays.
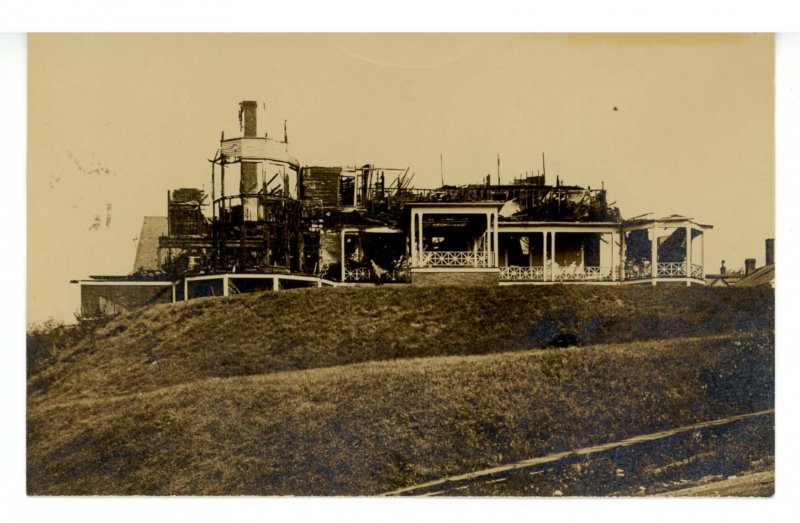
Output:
[[624, 262, 651, 280], [691, 264, 704, 279], [344, 267, 370, 282], [385, 269, 410, 283], [344, 266, 410, 283], [420, 251, 490, 268], [553, 266, 613, 282], [499, 266, 545, 281], [657, 262, 687, 277]]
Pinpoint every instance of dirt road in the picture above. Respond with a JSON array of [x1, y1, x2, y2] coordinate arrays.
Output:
[[383, 409, 774, 497], [661, 470, 774, 497]]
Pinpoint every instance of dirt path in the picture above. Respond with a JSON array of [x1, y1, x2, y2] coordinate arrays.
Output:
[[382, 409, 774, 496], [660, 470, 774, 497]]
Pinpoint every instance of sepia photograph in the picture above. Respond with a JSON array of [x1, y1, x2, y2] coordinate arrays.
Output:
[[24, 32, 775, 500]]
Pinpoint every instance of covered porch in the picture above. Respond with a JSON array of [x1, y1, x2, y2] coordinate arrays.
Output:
[[496, 216, 711, 286], [407, 202, 502, 286], [620, 216, 711, 286], [497, 222, 621, 284]]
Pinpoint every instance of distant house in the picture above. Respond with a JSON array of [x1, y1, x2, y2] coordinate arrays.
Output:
[[735, 239, 775, 288], [735, 265, 775, 288]]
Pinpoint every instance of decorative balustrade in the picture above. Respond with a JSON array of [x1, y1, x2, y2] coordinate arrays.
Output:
[[353, 257, 705, 284], [419, 250, 490, 268], [385, 269, 410, 283], [343, 267, 370, 282], [499, 266, 545, 281], [344, 266, 410, 283], [553, 265, 613, 282], [657, 262, 687, 277], [500, 265, 614, 282], [623, 261, 705, 280], [624, 262, 651, 280]]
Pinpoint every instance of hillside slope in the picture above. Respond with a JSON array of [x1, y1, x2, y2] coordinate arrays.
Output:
[[28, 331, 773, 495], [28, 285, 774, 495], [29, 285, 773, 402]]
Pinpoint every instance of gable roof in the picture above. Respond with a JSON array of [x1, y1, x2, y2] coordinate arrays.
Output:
[[131, 216, 168, 273], [734, 264, 775, 288]]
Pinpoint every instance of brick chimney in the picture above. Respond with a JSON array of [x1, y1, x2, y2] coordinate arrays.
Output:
[[241, 101, 258, 137], [745, 258, 756, 274], [239, 101, 259, 198], [765, 238, 774, 266]]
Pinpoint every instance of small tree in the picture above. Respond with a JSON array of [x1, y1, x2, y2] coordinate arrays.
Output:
[[26, 319, 74, 377], [26, 310, 113, 378]]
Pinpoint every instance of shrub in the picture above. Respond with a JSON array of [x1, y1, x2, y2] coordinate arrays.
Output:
[[26, 311, 112, 378]]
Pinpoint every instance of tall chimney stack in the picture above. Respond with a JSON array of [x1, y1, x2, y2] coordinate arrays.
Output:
[[765, 238, 774, 266], [241, 101, 258, 137], [239, 101, 259, 220]]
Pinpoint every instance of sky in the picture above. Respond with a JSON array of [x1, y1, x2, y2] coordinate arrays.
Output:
[[27, 33, 775, 324]]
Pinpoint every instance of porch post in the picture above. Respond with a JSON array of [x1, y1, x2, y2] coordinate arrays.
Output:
[[492, 209, 496, 267], [485, 211, 490, 267], [620, 229, 626, 282], [701, 230, 706, 280], [340, 230, 346, 282], [685, 225, 692, 286], [418, 211, 424, 266], [551, 230, 557, 282], [410, 210, 417, 267], [529, 234, 534, 267], [184, 278, 189, 301], [543, 231, 548, 281], [223, 275, 229, 297], [611, 232, 617, 281], [651, 224, 658, 286]]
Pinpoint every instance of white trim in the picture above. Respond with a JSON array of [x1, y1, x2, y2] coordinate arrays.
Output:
[[620, 277, 706, 286], [77, 280, 174, 287], [363, 227, 403, 234], [184, 273, 338, 285], [406, 205, 503, 215], [500, 225, 620, 234], [410, 267, 500, 274], [184, 274, 227, 282], [499, 281, 619, 286]]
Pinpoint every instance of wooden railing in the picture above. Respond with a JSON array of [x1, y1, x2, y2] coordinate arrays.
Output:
[[624, 262, 652, 280], [657, 262, 687, 277], [343, 266, 410, 283], [554, 265, 613, 282], [499, 266, 545, 281], [420, 251, 490, 268], [343, 267, 370, 282]]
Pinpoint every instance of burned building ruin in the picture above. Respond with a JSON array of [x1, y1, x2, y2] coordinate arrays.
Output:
[[74, 101, 713, 317]]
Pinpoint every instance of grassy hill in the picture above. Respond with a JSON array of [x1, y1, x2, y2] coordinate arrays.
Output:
[[29, 285, 772, 402], [27, 285, 774, 495]]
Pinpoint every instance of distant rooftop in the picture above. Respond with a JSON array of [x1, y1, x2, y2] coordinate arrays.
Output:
[[132, 217, 168, 274]]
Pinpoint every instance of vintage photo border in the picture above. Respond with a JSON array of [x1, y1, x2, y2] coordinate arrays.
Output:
[[3, 2, 799, 522]]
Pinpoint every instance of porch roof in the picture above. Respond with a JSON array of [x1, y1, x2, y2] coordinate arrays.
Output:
[[405, 201, 505, 214], [498, 221, 621, 233], [499, 221, 620, 228], [405, 201, 503, 209], [622, 215, 713, 230]]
